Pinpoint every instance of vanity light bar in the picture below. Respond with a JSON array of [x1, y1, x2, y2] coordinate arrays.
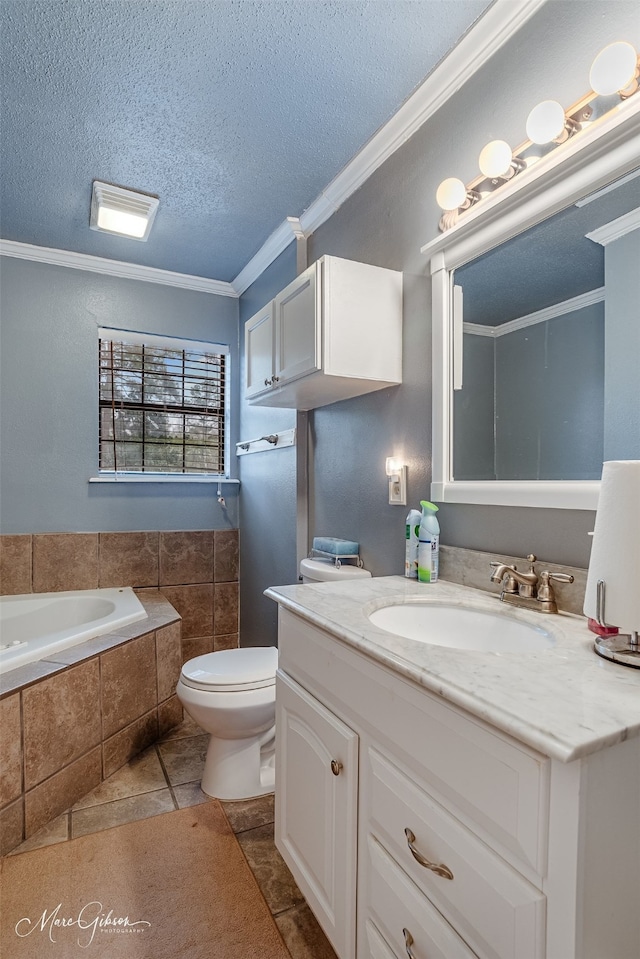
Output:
[[436, 40, 640, 231]]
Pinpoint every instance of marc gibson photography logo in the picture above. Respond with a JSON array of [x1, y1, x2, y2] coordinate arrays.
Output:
[[15, 901, 151, 948]]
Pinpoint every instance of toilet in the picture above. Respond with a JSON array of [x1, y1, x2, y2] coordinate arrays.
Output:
[[176, 557, 371, 801]]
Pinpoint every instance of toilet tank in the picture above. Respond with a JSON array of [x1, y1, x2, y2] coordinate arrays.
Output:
[[299, 557, 372, 583]]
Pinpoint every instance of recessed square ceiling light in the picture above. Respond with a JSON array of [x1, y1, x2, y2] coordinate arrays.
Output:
[[90, 181, 159, 241]]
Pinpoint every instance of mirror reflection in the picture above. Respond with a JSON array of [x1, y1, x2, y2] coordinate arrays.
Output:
[[452, 170, 639, 482]]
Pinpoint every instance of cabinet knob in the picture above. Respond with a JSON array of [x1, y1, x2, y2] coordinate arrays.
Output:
[[273, 375, 280, 383], [264, 377, 272, 386], [404, 827, 454, 880], [402, 928, 416, 959], [330, 759, 343, 776]]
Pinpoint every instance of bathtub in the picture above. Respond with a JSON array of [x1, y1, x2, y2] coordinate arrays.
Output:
[[0, 588, 148, 674]]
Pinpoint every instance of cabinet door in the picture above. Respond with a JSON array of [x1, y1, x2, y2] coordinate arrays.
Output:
[[275, 670, 358, 959], [245, 302, 275, 398], [273, 264, 320, 385]]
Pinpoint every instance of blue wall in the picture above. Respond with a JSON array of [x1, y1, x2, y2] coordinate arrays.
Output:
[[0, 257, 240, 532], [238, 244, 298, 647]]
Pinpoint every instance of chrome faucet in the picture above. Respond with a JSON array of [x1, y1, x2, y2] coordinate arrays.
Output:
[[490, 554, 574, 613]]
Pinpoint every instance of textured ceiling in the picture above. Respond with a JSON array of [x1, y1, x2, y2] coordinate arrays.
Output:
[[0, 0, 492, 282]]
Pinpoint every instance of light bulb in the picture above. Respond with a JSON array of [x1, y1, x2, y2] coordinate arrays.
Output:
[[526, 100, 567, 144], [435, 177, 467, 211], [589, 41, 638, 96], [478, 140, 514, 178]]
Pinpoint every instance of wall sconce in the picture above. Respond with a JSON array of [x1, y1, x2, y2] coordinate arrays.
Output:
[[386, 457, 407, 506], [90, 180, 159, 241], [435, 39, 639, 231]]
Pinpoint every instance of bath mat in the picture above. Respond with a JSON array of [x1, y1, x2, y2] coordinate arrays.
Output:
[[0, 802, 290, 959]]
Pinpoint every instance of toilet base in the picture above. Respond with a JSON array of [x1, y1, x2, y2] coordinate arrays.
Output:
[[200, 725, 276, 801]]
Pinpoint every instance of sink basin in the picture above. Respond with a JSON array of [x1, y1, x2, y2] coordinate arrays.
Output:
[[368, 603, 555, 653]]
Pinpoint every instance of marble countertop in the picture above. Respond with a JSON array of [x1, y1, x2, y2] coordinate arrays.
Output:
[[265, 576, 640, 763]]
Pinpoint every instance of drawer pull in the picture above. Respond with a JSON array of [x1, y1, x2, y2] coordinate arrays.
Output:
[[330, 759, 343, 776], [404, 827, 454, 880], [402, 928, 416, 959]]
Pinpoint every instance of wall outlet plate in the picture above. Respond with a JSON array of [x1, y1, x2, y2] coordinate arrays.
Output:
[[388, 465, 407, 506]]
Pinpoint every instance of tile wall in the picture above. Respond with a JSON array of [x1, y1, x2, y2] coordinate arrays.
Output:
[[0, 528, 240, 655], [0, 528, 240, 855]]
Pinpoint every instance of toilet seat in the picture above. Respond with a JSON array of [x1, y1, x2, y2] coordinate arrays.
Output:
[[180, 646, 278, 693]]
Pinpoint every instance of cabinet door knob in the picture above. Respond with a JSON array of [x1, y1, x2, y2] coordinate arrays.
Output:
[[264, 377, 272, 386], [330, 759, 343, 776], [273, 375, 280, 383], [404, 827, 454, 880], [402, 928, 416, 959]]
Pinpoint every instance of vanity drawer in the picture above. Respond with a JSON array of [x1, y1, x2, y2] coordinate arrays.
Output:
[[364, 833, 478, 959], [364, 747, 546, 959]]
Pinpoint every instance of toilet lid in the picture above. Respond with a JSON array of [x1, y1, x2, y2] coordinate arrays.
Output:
[[180, 646, 278, 692]]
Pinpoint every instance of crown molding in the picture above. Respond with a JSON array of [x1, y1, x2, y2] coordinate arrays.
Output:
[[463, 287, 605, 337], [232, 217, 304, 295], [231, 0, 548, 294], [585, 206, 640, 246], [0, 240, 238, 297]]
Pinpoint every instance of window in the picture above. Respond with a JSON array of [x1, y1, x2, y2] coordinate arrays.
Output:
[[98, 328, 228, 475]]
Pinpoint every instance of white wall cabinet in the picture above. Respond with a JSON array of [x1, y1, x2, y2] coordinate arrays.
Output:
[[274, 606, 640, 959], [244, 255, 402, 410]]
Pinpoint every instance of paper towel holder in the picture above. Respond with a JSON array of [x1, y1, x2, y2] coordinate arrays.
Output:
[[593, 579, 640, 669]]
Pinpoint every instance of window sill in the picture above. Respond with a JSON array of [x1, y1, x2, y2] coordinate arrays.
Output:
[[89, 473, 240, 485]]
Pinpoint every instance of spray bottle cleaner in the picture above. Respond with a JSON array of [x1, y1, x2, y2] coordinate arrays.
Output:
[[404, 509, 421, 578], [417, 501, 440, 583]]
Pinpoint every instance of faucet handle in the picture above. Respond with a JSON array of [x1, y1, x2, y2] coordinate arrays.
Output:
[[526, 554, 537, 570], [545, 571, 574, 585]]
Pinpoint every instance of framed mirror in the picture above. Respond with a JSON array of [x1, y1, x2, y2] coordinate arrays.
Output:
[[423, 98, 640, 509]]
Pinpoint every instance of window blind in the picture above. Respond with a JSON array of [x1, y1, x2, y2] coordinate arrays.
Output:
[[98, 333, 227, 475]]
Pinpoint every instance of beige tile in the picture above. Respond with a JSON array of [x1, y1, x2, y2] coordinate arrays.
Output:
[[159, 713, 203, 741], [0, 661, 66, 700], [100, 633, 157, 739], [9, 812, 69, 856], [214, 581, 239, 635], [25, 747, 102, 837], [156, 621, 182, 702], [214, 529, 239, 582], [23, 659, 101, 789], [160, 584, 213, 638], [0, 797, 24, 856], [222, 794, 275, 834], [75, 745, 167, 809], [158, 696, 184, 738], [102, 708, 159, 778], [157, 734, 209, 786], [173, 781, 211, 809], [32, 533, 99, 592], [159, 530, 214, 586], [214, 632, 239, 651], [237, 822, 305, 915], [182, 635, 214, 663], [99, 531, 159, 588], [71, 787, 175, 838], [0, 693, 22, 807], [276, 903, 338, 959], [0, 534, 31, 595]]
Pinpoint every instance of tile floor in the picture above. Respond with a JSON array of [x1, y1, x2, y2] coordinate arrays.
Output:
[[8, 715, 337, 959]]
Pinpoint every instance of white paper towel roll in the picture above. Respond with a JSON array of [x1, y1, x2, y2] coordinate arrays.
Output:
[[584, 460, 640, 632]]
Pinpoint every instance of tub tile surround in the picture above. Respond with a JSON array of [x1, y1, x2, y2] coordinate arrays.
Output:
[[0, 597, 184, 853], [0, 528, 240, 854]]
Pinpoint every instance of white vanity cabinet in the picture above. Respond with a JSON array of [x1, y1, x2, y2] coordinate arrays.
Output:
[[274, 605, 640, 959], [244, 255, 402, 410]]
